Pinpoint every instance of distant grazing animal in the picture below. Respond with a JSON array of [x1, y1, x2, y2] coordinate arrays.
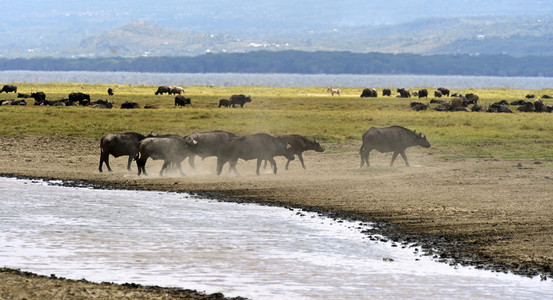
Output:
[[410, 102, 428, 111], [534, 99, 545, 112], [121, 101, 140, 109], [465, 93, 479, 105], [185, 130, 237, 170], [397, 88, 411, 98], [360, 126, 431, 168], [542, 95, 552, 99], [418, 89, 428, 98], [0, 84, 17, 93], [430, 99, 446, 104], [90, 99, 113, 109], [17, 93, 31, 98], [107, 88, 114, 96], [361, 88, 377, 97], [382, 89, 392, 96], [99, 132, 150, 172], [327, 87, 340, 96], [487, 102, 512, 113], [526, 94, 535, 99], [517, 102, 535, 112], [216, 133, 294, 176], [273, 134, 325, 170], [510, 100, 528, 106], [434, 90, 443, 97], [450, 97, 468, 108], [218, 99, 230, 108], [437, 87, 450, 97], [155, 86, 172, 95], [174, 95, 191, 107], [170, 86, 185, 95], [31, 92, 46, 104], [68, 92, 90, 106], [136, 135, 197, 176], [229, 94, 252, 108]]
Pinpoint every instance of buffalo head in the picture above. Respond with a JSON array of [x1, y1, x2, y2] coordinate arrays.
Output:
[[414, 130, 431, 148]]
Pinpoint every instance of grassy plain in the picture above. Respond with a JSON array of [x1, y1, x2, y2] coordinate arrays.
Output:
[[1, 83, 553, 159]]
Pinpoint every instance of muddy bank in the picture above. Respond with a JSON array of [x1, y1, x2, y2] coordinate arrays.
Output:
[[1, 136, 553, 298]]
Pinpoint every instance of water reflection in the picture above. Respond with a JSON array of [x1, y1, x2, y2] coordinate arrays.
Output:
[[0, 177, 551, 299]]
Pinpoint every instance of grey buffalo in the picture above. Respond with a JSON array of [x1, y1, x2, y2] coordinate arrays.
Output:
[[68, 92, 90, 105], [99, 132, 150, 172], [186, 130, 236, 170], [218, 99, 231, 108], [273, 135, 324, 170], [229, 94, 252, 108], [175, 95, 191, 107], [418, 89, 428, 98], [437, 87, 450, 97], [155, 86, 171, 95], [360, 126, 431, 168], [136, 135, 197, 176], [382, 88, 392, 96], [170, 86, 185, 95], [361, 88, 377, 97], [0, 84, 17, 93], [397, 88, 411, 98], [217, 133, 294, 176]]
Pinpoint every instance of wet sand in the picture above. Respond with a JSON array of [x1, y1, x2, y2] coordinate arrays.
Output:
[[1, 136, 552, 298]]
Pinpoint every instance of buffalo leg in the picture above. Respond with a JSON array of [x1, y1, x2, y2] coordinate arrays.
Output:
[[188, 155, 196, 170], [229, 159, 240, 176], [297, 153, 306, 170], [268, 158, 278, 174], [400, 151, 410, 166], [137, 157, 147, 176], [360, 147, 371, 168], [216, 157, 226, 176], [126, 155, 133, 171], [160, 161, 171, 176], [390, 152, 400, 167], [99, 153, 112, 172]]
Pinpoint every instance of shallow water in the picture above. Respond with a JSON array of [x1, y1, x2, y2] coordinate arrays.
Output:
[[0, 177, 551, 299], [2, 70, 553, 89]]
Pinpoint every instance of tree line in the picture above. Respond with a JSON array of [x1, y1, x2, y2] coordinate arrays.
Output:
[[0, 50, 552, 77]]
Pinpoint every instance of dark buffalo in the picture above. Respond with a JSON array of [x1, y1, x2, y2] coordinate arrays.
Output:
[[437, 87, 450, 97], [170, 86, 185, 95], [361, 88, 377, 97], [91, 99, 113, 108], [155, 86, 171, 95], [487, 102, 512, 113], [418, 89, 428, 98], [175, 95, 191, 107], [121, 101, 140, 109], [542, 95, 552, 99], [216, 133, 294, 176], [526, 94, 535, 99], [360, 126, 431, 168], [382, 88, 392, 96], [434, 90, 443, 97], [397, 88, 411, 98], [510, 100, 528, 106], [535, 99, 545, 112], [17, 93, 31, 98], [68, 92, 90, 106], [107, 88, 114, 96], [465, 93, 479, 105], [136, 135, 197, 176], [31, 92, 46, 104], [186, 130, 237, 169], [273, 134, 324, 170], [99, 132, 150, 172], [410, 102, 428, 111], [229, 94, 252, 108], [218, 99, 230, 108], [0, 84, 17, 93]]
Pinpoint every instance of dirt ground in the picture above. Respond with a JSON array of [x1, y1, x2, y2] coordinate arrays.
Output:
[[1, 136, 553, 298]]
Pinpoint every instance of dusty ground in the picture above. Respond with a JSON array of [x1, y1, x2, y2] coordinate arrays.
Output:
[[1, 136, 553, 298]]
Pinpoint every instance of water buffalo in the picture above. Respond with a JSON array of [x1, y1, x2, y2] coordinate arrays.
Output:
[[107, 88, 114, 96], [397, 88, 411, 98], [175, 95, 191, 107], [136, 135, 197, 176], [216, 133, 294, 176], [437, 87, 450, 97], [418, 89, 428, 98], [121, 101, 140, 109], [218, 99, 230, 108], [91, 99, 113, 108], [360, 126, 431, 168], [186, 130, 237, 169], [273, 135, 324, 170], [99, 132, 150, 172], [170, 86, 185, 95], [155, 86, 171, 95], [68, 92, 90, 106], [0, 84, 17, 93], [382, 89, 392, 96], [361, 88, 377, 97], [434, 90, 443, 97], [31, 92, 46, 104], [229, 94, 252, 108]]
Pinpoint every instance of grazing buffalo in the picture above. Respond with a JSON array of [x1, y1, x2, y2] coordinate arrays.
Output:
[[186, 130, 237, 169], [0, 84, 17, 93], [170, 86, 185, 95], [434, 90, 443, 97], [218, 99, 230, 108], [229, 94, 252, 108], [465, 93, 479, 105], [31, 92, 46, 104], [273, 135, 324, 170], [99, 132, 150, 172], [361, 88, 378, 97], [216, 133, 294, 176], [155, 86, 172, 95], [382, 88, 392, 96], [175, 95, 191, 107], [437, 87, 450, 97], [360, 126, 431, 168], [121, 101, 140, 109], [136, 135, 197, 176], [107, 88, 114, 96], [418, 89, 428, 98], [397, 88, 411, 98], [68, 92, 90, 106]]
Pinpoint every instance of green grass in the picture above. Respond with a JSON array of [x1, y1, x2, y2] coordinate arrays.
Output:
[[2, 83, 553, 159]]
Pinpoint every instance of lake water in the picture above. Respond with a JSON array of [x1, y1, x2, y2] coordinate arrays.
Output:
[[1, 70, 553, 89], [0, 177, 551, 299]]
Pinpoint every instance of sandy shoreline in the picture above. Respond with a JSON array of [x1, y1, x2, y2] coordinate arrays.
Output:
[[1, 136, 553, 298]]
